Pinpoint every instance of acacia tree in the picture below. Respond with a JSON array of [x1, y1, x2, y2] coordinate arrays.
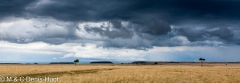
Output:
[[199, 58, 205, 67], [74, 59, 79, 66]]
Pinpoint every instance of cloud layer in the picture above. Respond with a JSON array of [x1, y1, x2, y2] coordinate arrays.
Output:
[[0, 0, 240, 62]]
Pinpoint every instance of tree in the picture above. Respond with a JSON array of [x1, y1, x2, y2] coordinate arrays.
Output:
[[74, 59, 79, 66], [199, 58, 205, 67]]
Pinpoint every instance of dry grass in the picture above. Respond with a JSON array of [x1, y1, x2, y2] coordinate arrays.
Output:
[[1, 64, 240, 83]]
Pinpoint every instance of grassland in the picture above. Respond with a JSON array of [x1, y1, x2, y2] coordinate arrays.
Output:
[[1, 63, 240, 83]]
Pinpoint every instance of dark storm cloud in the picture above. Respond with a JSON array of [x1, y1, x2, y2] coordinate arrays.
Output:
[[1, 0, 240, 25], [84, 18, 171, 40], [1, 0, 240, 48], [210, 27, 234, 41], [174, 27, 238, 45], [27, 0, 135, 22], [25, 0, 240, 23], [176, 28, 206, 42], [0, 0, 37, 20], [131, 18, 171, 36], [110, 20, 123, 29], [84, 21, 133, 39]]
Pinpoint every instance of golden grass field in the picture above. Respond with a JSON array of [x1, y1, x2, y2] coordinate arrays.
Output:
[[1, 63, 240, 83]]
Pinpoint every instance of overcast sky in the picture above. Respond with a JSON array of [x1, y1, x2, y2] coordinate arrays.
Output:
[[1, 0, 240, 63]]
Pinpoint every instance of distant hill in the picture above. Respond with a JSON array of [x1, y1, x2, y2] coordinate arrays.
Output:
[[0, 63, 21, 64], [90, 61, 113, 64], [50, 62, 74, 64]]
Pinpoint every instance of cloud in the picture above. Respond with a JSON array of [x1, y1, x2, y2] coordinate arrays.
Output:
[[2, 0, 240, 63], [84, 20, 133, 39], [0, 0, 240, 50], [168, 36, 190, 46], [0, 0, 37, 21], [131, 18, 171, 36], [175, 28, 205, 42], [0, 18, 80, 44], [0, 17, 233, 49], [173, 27, 238, 45], [20, 0, 240, 24], [210, 27, 234, 41], [1, 0, 240, 24]]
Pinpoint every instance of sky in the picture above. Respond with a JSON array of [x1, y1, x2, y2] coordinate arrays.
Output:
[[0, 0, 240, 63]]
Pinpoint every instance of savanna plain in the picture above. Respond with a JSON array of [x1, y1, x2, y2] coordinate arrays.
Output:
[[1, 63, 240, 83]]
